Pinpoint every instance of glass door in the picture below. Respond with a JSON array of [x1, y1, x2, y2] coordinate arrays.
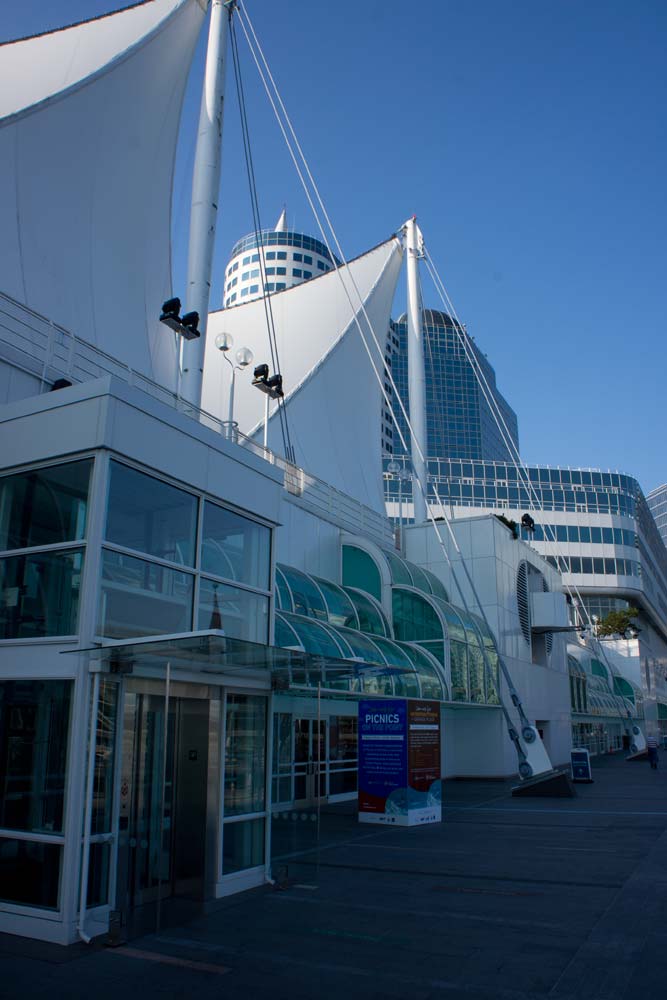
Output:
[[116, 687, 210, 936], [222, 693, 267, 881], [293, 718, 327, 805], [126, 692, 174, 909], [328, 715, 358, 799]]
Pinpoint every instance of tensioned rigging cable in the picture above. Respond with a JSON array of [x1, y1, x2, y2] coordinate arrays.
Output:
[[240, 4, 547, 622], [236, 5, 532, 684], [236, 4, 630, 747], [228, 14, 295, 464], [421, 250, 632, 721]]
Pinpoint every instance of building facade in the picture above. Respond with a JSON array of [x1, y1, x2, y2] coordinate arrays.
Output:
[[382, 309, 519, 461], [647, 483, 667, 549], [222, 209, 340, 308], [384, 456, 667, 737]]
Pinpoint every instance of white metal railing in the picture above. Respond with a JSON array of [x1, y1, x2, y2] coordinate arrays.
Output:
[[0, 291, 394, 546]]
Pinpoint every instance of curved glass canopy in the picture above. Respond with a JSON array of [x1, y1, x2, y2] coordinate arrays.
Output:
[[275, 561, 496, 705], [277, 563, 388, 636], [346, 543, 449, 603], [392, 586, 499, 705], [275, 610, 448, 701], [342, 587, 390, 636]]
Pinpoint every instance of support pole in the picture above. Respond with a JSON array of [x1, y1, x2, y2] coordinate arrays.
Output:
[[404, 217, 428, 524], [263, 392, 269, 452], [156, 660, 171, 935], [77, 671, 100, 944], [181, 1, 234, 407]]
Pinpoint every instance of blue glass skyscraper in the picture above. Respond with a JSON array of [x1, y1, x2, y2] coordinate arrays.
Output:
[[382, 309, 519, 461]]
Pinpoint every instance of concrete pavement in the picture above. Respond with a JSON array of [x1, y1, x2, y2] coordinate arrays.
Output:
[[3, 752, 667, 999]]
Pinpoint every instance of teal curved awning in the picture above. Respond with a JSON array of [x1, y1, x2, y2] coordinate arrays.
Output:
[[274, 610, 449, 701]]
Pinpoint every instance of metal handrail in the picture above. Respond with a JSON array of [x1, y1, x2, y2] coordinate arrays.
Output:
[[0, 290, 394, 546]]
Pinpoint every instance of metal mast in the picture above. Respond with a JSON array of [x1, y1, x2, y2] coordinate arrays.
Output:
[[404, 216, 428, 523], [181, 0, 235, 406]]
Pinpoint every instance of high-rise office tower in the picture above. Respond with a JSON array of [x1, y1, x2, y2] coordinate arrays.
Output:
[[647, 483, 667, 549], [382, 309, 519, 460]]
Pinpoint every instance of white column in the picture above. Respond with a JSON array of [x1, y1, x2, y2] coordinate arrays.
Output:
[[181, 1, 232, 407], [405, 216, 427, 523]]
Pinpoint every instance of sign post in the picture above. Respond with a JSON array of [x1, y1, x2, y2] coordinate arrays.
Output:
[[570, 747, 593, 783], [358, 699, 441, 826]]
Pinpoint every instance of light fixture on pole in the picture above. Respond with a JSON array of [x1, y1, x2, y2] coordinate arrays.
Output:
[[215, 332, 254, 438], [160, 298, 201, 340], [387, 460, 411, 553], [251, 363, 284, 451]]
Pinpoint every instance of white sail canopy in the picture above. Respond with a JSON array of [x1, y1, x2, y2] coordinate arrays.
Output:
[[0, 0, 206, 388], [203, 237, 403, 511]]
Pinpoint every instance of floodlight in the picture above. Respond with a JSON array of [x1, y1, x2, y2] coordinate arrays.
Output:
[[253, 363, 269, 381], [161, 297, 181, 318], [180, 311, 200, 341], [265, 373, 283, 395], [159, 296, 183, 333]]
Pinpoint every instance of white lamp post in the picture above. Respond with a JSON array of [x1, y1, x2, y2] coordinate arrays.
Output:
[[215, 332, 254, 437]]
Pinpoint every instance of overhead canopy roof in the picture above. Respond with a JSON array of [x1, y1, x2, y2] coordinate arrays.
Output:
[[72, 630, 411, 692], [203, 237, 404, 511], [275, 612, 446, 701], [0, 0, 205, 388]]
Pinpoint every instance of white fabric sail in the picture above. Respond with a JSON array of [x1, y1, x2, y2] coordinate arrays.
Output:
[[203, 236, 403, 511], [0, 0, 206, 388]]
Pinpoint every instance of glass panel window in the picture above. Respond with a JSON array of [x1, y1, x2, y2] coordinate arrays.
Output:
[[450, 641, 468, 701], [0, 460, 91, 551], [0, 838, 62, 909], [223, 818, 264, 874], [201, 502, 270, 590], [92, 679, 118, 835], [106, 462, 197, 566], [342, 546, 382, 601], [0, 679, 72, 834], [87, 841, 111, 907], [197, 579, 268, 643], [98, 549, 193, 639], [224, 694, 266, 817], [0, 549, 83, 639], [311, 576, 357, 628], [272, 712, 292, 804]]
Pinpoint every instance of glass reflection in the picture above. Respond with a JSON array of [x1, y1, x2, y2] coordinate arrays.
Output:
[[197, 579, 268, 643], [0, 550, 83, 639], [98, 549, 193, 638], [106, 462, 197, 566], [0, 460, 91, 551], [224, 694, 266, 816], [201, 502, 270, 590], [223, 818, 264, 874], [0, 679, 72, 833]]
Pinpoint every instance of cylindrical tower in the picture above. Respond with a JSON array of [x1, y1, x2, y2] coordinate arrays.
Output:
[[222, 209, 340, 308]]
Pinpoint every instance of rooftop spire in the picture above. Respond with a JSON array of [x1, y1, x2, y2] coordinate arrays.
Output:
[[275, 206, 288, 232]]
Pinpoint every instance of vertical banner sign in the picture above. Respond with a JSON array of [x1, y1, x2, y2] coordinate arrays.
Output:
[[407, 701, 442, 824], [358, 699, 407, 824], [358, 699, 441, 826]]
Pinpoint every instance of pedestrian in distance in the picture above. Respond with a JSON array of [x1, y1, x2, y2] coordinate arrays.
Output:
[[647, 734, 659, 770]]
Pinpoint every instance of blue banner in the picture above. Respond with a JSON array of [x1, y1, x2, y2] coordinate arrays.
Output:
[[358, 699, 407, 821]]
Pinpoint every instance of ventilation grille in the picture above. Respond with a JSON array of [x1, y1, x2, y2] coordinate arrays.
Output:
[[541, 575, 553, 656], [517, 562, 530, 644], [516, 560, 553, 657]]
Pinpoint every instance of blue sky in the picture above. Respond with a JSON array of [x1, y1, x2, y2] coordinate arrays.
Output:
[[3, 1, 666, 492]]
